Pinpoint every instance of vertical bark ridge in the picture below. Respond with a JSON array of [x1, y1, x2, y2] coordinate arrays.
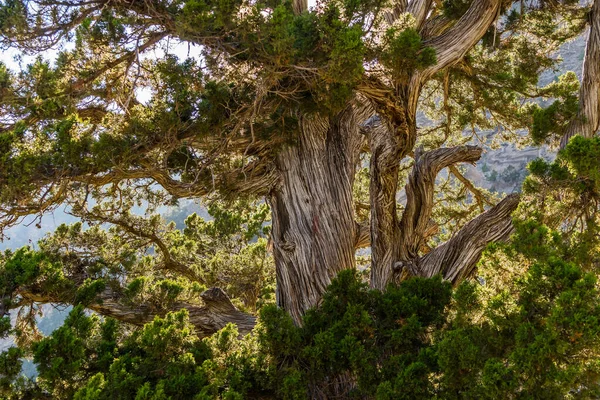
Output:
[[365, 95, 417, 290], [560, 0, 600, 149], [269, 107, 362, 323], [407, 0, 435, 30]]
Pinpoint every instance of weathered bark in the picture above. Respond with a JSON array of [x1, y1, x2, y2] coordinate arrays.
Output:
[[366, 102, 417, 291], [268, 107, 364, 323], [362, 0, 501, 290], [560, 0, 600, 149], [421, 0, 501, 79], [397, 145, 483, 264], [415, 193, 520, 282], [408, 0, 435, 30], [17, 286, 256, 338]]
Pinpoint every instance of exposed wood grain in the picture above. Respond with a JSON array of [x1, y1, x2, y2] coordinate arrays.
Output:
[[560, 0, 600, 148]]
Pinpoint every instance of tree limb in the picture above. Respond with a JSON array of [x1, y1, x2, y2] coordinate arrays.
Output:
[[398, 145, 483, 262], [414, 193, 520, 283], [448, 164, 492, 212], [421, 0, 501, 79], [407, 0, 435, 31], [355, 221, 371, 249], [16, 285, 256, 338]]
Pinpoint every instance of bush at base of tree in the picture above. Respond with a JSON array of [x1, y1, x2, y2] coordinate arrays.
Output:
[[2, 137, 600, 399], [3, 214, 600, 400]]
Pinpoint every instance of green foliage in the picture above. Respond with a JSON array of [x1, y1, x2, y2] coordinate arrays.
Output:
[[443, 0, 473, 19], [13, 226, 600, 399], [0, 347, 23, 393], [522, 136, 600, 241], [259, 270, 452, 398], [380, 28, 437, 80], [531, 75, 580, 144], [437, 231, 600, 398], [0, 0, 598, 397]]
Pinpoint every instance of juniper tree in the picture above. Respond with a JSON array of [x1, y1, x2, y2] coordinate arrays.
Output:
[[0, 0, 598, 362]]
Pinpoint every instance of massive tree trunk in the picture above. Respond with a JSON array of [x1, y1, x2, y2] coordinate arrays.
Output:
[[268, 107, 363, 323]]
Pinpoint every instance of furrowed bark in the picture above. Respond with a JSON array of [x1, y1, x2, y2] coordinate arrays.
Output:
[[421, 0, 501, 79], [17, 286, 256, 338], [560, 0, 600, 149], [364, 99, 417, 290], [268, 107, 363, 324], [397, 145, 483, 265], [408, 0, 435, 30], [415, 193, 520, 282], [292, 0, 308, 14]]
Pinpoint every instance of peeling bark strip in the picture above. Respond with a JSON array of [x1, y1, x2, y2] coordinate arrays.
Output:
[[269, 107, 364, 324], [19, 287, 256, 338], [560, 0, 600, 148], [416, 193, 520, 282]]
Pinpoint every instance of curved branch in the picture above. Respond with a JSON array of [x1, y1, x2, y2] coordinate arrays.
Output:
[[421, 0, 501, 79], [355, 221, 371, 249], [415, 193, 520, 283], [560, 0, 600, 149], [398, 145, 482, 262]]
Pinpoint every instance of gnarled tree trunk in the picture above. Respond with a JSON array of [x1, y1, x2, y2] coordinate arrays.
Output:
[[268, 107, 364, 323]]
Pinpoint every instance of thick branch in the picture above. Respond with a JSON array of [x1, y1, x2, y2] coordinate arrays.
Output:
[[367, 116, 414, 290], [407, 0, 435, 30], [398, 145, 483, 262], [421, 0, 501, 79], [560, 0, 600, 149], [17, 286, 256, 338], [415, 193, 520, 283]]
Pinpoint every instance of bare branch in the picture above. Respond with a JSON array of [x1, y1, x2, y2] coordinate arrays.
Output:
[[421, 0, 501, 79], [415, 193, 520, 283], [398, 145, 483, 262], [448, 164, 493, 212]]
